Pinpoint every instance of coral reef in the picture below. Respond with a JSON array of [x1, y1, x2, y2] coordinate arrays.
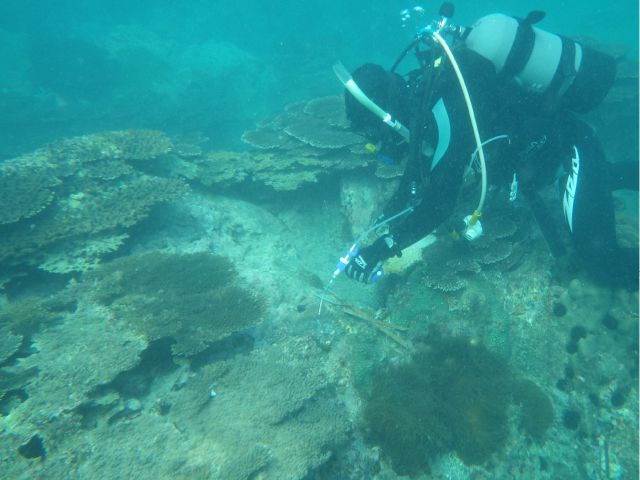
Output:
[[0, 164, 59, 225], [361, 332, 559, 475], [17, 304, 148, 420], [0, 130, 189, 275], [0, 296, 65, 338], [0, 78, 635, 479], [103, 129, 173, 162], [362, 335, 513, 474], [0, 293, 350, 480], [183, 146, 373, 192], [174, 141, 375, 192], [88, 251, 265, 356], [168, 342, 351, 479], [37, 234, 130, 274], [418, 212, 521, 292], [166, 95, 375, 192], [0, 326, 22, 365], [242, 96, 360, 151]]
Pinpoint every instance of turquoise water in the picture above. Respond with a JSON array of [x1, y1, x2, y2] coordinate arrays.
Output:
[[0, 2, 637, 479], [0, 1, 636, 154]]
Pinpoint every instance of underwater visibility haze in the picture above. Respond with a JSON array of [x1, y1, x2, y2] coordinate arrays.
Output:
[[0, 1, 638, 479]]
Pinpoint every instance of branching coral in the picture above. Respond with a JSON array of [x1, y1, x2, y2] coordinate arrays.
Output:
[[303, 95, 349, 128], [0, 296, 64, 338], [46, 130, 172, 166], [194, 96, 376, 191]]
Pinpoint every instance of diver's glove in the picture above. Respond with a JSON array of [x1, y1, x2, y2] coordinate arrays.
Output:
[[345, 235, 398, 283]]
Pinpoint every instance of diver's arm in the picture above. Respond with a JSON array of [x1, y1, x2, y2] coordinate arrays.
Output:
[[388, 165, 464, 251]]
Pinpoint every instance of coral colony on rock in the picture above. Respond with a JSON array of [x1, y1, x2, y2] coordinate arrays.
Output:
[[0, 8, 638, 480]]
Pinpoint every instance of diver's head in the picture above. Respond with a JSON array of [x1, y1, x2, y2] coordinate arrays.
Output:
[[344, 63, 410, 142]]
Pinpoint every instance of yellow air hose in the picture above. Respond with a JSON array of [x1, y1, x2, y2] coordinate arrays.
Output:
[[432, 31, 486, 223]]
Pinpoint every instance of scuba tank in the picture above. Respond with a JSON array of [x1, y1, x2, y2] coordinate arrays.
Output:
[[463, 12, 616, 113]]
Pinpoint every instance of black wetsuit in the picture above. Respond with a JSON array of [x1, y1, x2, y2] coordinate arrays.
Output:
[[382, 48, 639, 286]]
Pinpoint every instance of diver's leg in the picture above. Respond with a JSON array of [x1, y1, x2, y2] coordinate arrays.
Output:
[[561, 123, 639, 287]]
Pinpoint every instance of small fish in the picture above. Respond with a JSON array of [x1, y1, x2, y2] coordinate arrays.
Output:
[[412, 6, 425, 14]]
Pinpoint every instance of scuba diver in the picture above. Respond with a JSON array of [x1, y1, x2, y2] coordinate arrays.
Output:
[[338, 6, 639, 288]]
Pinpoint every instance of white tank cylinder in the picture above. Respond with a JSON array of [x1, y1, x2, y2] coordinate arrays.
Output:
[[464, 14, 519, 74], [464, 13, 565, 93], [463, 13, 616, 113]]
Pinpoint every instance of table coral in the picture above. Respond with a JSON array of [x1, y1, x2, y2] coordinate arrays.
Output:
[[17, 304, 148, 421], [0, 131, 189, 277], [188, 149, 371, 192], [0, 163, 59, 225], [88, 251, 265, 357]]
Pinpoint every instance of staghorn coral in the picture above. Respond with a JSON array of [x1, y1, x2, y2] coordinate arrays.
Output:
[[88, 251, 265, 356]]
